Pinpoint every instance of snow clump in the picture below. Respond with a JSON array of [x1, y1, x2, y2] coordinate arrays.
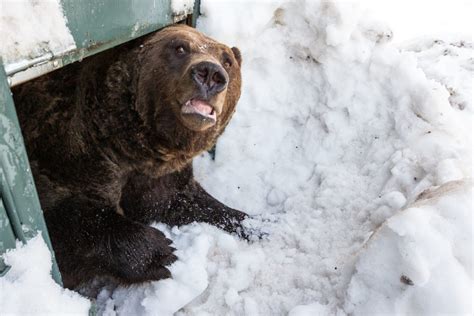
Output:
[[0, 235, 90, 315]]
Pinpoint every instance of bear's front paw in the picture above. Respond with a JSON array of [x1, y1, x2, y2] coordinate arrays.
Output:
[[107, 223, 177, 284]]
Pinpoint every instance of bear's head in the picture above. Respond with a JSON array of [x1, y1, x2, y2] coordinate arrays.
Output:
[[134, 24, 242, 149]]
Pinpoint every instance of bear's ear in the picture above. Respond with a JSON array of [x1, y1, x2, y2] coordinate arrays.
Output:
[[231, 47, 242, 67]]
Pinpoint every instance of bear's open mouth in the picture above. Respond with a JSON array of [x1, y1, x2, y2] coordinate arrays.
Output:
[[181, 99, 217, 121]]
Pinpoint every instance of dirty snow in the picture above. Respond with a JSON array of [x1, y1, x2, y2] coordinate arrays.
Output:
[[0, 0, 75, 67], [1, 0, 472, 315]]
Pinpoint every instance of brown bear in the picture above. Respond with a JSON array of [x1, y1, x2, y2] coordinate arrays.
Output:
[[12, 24, 247, 290]]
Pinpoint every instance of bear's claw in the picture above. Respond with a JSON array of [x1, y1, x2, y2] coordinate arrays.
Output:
[[108, 223, 178, 284]]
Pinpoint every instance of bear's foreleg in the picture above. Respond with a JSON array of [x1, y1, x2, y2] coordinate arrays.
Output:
[[121, 165, 248, 237], [44, 196, 177, 288], [166, 179, 248, 236]]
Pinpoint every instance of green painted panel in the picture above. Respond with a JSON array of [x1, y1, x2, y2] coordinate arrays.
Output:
[[60, 0, 177, 63], [7, 0, 200, 86], [0, 64, 62, 284], [0, 197, 16, 275], [62, 0, 174, 48]]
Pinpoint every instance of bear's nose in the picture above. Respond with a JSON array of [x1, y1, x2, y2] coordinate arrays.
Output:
[[191, 61, 228, 97]]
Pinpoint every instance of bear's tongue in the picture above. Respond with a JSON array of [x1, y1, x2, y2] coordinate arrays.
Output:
[[182, 99, 215, 118]]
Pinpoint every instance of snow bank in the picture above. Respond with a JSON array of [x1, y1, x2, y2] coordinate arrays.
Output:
[[0, 0, 75, 66], [345, 181, 472, 315], [193, 0, 472, 314], [0, 235, 90, 315], [401, 36, 473, 116]]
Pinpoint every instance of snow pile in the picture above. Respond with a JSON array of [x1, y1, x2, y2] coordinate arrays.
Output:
[[401, 36, 473, 115], [0, 0, 75, 66], [345, 181, 472, 315], [0, 235, 90, 315]]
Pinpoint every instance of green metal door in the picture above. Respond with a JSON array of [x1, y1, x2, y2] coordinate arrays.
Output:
[[0, 64, 62, 282]]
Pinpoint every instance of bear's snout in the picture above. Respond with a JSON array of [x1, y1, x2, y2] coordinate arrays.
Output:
[[191, 61, 228, 98]]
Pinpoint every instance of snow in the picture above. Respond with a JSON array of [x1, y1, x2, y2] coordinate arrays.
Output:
[[288, 302, 331, 316], [0, 0, 75, 68], [1, 0, 472, 315], [171, 0, 195, 16], [98, 224, 215, 316], [0, 235, 90, 315], [360, 0, 473, 43], [344, 181, 472, 315]]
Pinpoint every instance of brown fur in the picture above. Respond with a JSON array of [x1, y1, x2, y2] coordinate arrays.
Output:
[[13, 25, 246, 290]]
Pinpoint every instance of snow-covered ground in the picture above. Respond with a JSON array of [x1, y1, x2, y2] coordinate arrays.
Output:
[[1, 0, 472, 315]]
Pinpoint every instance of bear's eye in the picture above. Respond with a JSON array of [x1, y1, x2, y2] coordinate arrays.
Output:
[[175, 46, 186, 55], [223, 58, 232, 68]]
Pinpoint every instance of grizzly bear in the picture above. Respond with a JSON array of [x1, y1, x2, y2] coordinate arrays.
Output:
[[12, 24, 246, 289]]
